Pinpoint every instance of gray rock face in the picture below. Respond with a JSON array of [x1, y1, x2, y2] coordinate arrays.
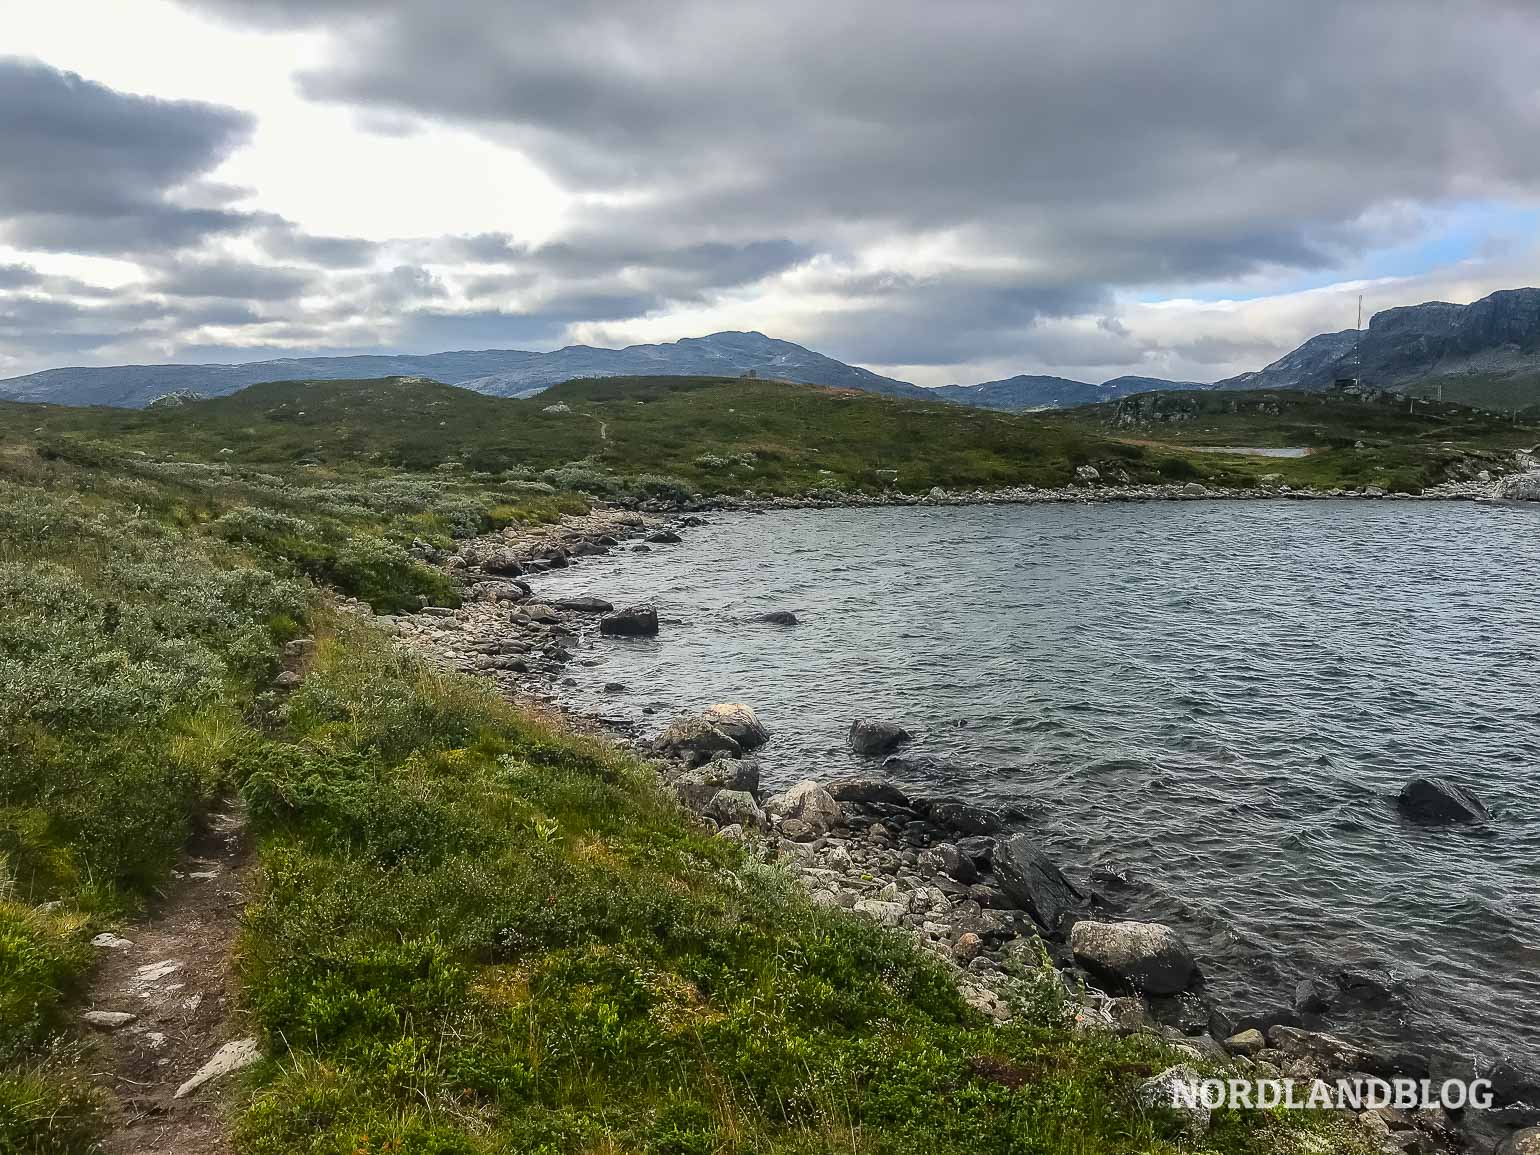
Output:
[[656, 715, 741, 766], [482, 550, 526, 576], [826, 776, 911, 808], [674, 757, 760, 811], [701, 703, 771, 751], [849, 719, 913, 756], [1070, 920, 1198, 996], [1397, 777, 1489, 824], [991, 834, 1081, 934], [764, 780, 841, 833], [705, 789, 765, 830], [925, 799, 1003, 835], [1499, 472, 1540, 501], [555, 596, 614, 613], [599, 605, 659, 636], [1136, 1065, 1209, 1138]]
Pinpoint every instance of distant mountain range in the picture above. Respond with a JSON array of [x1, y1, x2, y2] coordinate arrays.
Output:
[[2, 288, 1536, 411]]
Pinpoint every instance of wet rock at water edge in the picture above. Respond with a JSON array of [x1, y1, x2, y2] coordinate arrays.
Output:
[[756, 610, 799, 625], [849, 718, 913, 756], [1071, 920, 1198, 996], [1496, 472, 1540, 501], [826, 776, 911, 809], [1396, 777, 1489, 824], [702, 703, 771, 750], [481, 549, 526, 576], [992, 834, 1082, 935], [1334, 965, 1405, 1008], [599, 605, 659, 637], [763, 779, 842, 833], [646, 529, 682, 544], [922, 797, 1003, 835], [555, 596, 614, 614]]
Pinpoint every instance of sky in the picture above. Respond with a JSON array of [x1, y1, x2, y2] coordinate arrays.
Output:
[[2, 0, 1539, 387]]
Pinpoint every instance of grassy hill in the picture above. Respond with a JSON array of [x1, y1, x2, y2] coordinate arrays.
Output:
[[7, 373, 1533, 503]]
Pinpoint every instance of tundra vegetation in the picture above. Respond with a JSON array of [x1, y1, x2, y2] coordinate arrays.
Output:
[[0, 376, 1446, 1152]]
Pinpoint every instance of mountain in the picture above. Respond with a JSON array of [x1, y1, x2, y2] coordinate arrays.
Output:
[[1213, 288, 1540, 410], [0, 331, 927, 409], [457, 330, 930, 400], [933, 373, 1202, 411]]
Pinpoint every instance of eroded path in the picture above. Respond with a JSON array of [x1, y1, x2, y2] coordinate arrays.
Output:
[[83, 803, 258, 1154]]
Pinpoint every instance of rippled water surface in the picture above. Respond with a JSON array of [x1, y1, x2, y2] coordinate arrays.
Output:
[[532, 501, 1540, 1063]]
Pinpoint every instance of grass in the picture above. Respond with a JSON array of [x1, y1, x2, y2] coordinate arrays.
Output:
[[0, 379, 1405, 1153]]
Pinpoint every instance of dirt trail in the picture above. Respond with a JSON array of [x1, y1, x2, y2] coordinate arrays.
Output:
[[82, 806, 257, 1153]]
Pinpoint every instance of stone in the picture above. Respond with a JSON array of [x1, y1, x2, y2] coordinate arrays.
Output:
[[952, 931, 984, 963], [175, 1038, 262, 1098], [705, 789, 765, 830], [853, 899, 907, 927], [1335, 965, 1403, 1007], [848, 719, 913, 756], [992, 834, 1081, 934], [1497, 1126, 1540, 1155], [1293, 977, 1334, 1014], [674, 757, 760, 810], [826, 776, 911, 808], [646, 529, 682, 544], [481, 549, 526, 575], [1104, 995, 1153, 1035], [778, 817, 816, 841], [1225, 1028, 1266, 1056], [599, 606, 659, 637], [1397, 777, 1488, 824], [934, 843, 978, 884], [657, 715, 742, 766], [272, 669, 301, 688], [81, 1010, 137, 1030], [1137, 1065, 1209, 1138], [756, 610, 798, 625], [715, 823, 745, 843], [91, 933, 134, 950], [1497, 473, 1540, 501], [925, 798, 1003, 835], [1069, 920, 1197, 996], [554, 596, 613, 613], [763, 780, 841, 832], [1075, 465, 1100, 482], [702, 703, 771, 750], [1266, 1025, 1368, 1070]]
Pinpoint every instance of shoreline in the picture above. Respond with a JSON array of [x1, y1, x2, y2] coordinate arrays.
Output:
[[377, 498, 1535, 1154]]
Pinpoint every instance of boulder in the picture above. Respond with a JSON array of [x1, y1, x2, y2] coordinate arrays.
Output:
[[852, 899, 907, 927], [826, 776, 911, 808], [849, 719, 913, 756], [657, 715, 742, 766], [705, 789, 765, 830], [924, 798, 1003, 835], [1224, 1028, 1266, 1056], [763, 780, 841, 833], [555, 596, 614, 614], [1136, 1065, 1208, 1139], [702, 703, 771, 750], [1069, 920, 1197, 996], [599, 606, 659, 637], [1497, 1127, 1540, 1155], [481, 550, 525, 576], [756, 610, 798, 625], [1497, 472, 1540, 501], [646, 529, 682, 544], [674, 757, 761, 811], [934, 842, 978, 884], [1292, 977, 1334, 1014], [992, 834, 1081, 934], [1397, 777, 1489, 824]]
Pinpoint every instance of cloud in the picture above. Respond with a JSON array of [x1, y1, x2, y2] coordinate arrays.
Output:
[[0, 56, 257, 255]]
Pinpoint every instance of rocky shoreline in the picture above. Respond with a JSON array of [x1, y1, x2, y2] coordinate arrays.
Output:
[[367, 496, 1538, 1155]]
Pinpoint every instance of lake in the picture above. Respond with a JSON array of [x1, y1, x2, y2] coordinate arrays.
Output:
[[531, 500, 1540, 1066]]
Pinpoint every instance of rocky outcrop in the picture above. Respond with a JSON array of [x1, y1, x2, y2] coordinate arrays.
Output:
[[991, 834, 1081, 934], [1069, 920, 1198, 996], [599, 605, 659, 636], [702, 703, 771, 751], [849, 719, 913, 756], [673, 757, 761, 811], [1497, 472, 1540, 501], [1397, 777, 1489, 824]]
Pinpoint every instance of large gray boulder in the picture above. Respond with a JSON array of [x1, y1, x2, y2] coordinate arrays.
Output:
[[1397, 777, 1488, 824], [1497, 1126, 1540, 1155], [1070, 920, 1197, 996], [763, 780, 841, 833], [674, 758, 761, 811], [701, 703, 770, 751], [600, 606, 659, 636], [656, 715, 741, 766], [992, 834, 1081, 934], [826, 776, 911, 808], [1497, 472, 1540, 501], [849, 719, 913, 756], [481, 549, 526, 576], [1136, 1065, 1209, 1139], [705, 789, 764, 830]]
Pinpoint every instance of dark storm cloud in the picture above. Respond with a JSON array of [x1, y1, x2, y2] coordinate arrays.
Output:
[[172, 0, 1540, 367], [0, 57, 258, 255], [150, 256, 317, 301]]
